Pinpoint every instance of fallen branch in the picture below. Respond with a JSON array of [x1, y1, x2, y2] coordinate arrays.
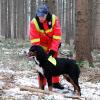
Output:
[[20, 86, 50, 94], [20, 85, 87, 100], [87, 74, 100, 82]]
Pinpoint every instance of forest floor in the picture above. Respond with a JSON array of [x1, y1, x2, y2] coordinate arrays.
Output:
[[0, 39, 100, 100]]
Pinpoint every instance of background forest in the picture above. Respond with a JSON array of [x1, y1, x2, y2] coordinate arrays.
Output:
[[0, 0, 100, 65]]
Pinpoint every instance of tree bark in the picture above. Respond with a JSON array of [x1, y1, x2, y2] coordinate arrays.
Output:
[[12, 0, 17, 39], [16, 0, 25, 40], [1, 0, 7, 38], [75, 0, 93, 67], [0, 0, 1, 36], [7, 0, 11, 38], [44, 0, 57, 15], [30, 0, 36, 20]]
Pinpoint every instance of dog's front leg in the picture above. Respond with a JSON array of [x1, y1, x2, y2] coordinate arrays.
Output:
[[46, 75, 52, 91], [38, 73, 44, 90]]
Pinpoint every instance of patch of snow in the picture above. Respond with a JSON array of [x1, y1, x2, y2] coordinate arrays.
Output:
[[0, 69, 15, 74], [14, 75, 38, 88], [80, 82, 100, 100], [0, 80, 5, 87], [3, 87, 33, 100]]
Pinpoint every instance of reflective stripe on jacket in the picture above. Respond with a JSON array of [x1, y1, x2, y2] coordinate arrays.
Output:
[[29, 14, 62, 52]]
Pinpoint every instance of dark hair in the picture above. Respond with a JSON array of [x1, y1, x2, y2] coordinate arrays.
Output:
[[35, 12, 52, 29]]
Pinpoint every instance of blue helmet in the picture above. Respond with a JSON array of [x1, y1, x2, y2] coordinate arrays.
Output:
[[36, 4, 49, 17]]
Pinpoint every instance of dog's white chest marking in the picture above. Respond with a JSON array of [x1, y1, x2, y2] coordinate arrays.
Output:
[[35, 65, 44, 75], [33, 57, 44, 75], [33, 56, 40, 65]]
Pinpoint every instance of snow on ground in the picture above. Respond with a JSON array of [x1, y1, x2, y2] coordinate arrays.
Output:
[[0, 68, 100, 100], [0, 40, 100, 100]]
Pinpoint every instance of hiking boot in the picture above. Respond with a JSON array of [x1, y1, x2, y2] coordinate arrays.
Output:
[[53, 83, 64, 89]]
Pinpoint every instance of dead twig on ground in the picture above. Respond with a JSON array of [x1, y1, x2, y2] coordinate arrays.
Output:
[[20, 85, 87, 100], [87, 74, 100, 82]]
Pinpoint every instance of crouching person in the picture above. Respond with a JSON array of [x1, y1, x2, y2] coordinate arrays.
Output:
[[29, 4, 64, 90]]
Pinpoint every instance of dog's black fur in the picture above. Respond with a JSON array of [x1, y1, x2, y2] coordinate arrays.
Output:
[[29, 45, 81, 95]]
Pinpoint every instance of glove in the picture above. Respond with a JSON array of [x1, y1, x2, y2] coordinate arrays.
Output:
[[48, 50, 55, 57], [47, 50, 57, 66]]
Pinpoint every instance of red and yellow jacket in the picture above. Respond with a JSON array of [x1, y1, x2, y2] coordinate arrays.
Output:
[[29, 14, 62, 53]]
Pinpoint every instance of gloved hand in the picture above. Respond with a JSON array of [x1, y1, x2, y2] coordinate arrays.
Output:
[[47, 50, 57, 66], [47, 50, 55, 57]]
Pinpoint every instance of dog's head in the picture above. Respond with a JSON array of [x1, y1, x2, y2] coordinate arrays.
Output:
[[28, 45, 47, 59], [28, 46, 37, 57]]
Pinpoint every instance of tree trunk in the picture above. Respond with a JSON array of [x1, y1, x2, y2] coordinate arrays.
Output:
[[12, 0, 17, 39], [44, 0, 57, 15], [75, 0, 93, 67], [72, 0, 76, 39], [1, 0, 7, 38], [65, 0, 70, 44], [16, 0, 25, 40], [7, 0, 11, 38], [24, 0, 28, 37], [0, 0, 1, 36], [30, 0, 36, 20]]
